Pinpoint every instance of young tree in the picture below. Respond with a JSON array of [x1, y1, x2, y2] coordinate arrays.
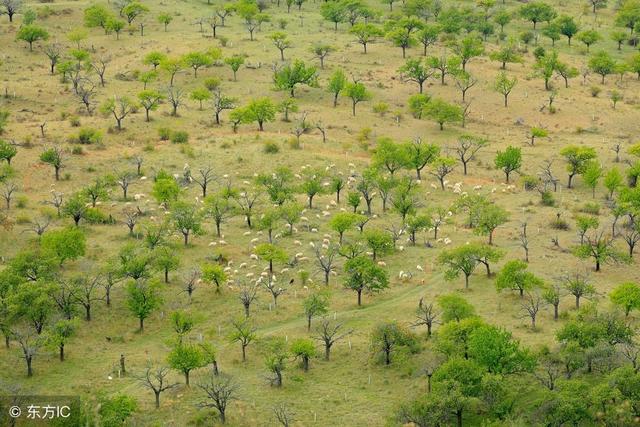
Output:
[[343, 255, 389, 306], [224, 56, 244, 81], [495, 260, 544, 297], [303, 292, 329, 330], [494, 146, 522, 183], [167, 343, 205, 386], [126, 280, 162, 331], [46, 319, 78, 362], [171, 202, 203, 246], [290, 338, 316, 372], [589, 50, 616, 83], [273, 60, 318, 97], [314, 318, 352, 360], [135, 365, 178, 409], [474, 204, 509, 245], [423, 98, 462, 131], [562, 272, 595, 309], [452, 35, 484, 72], [519, 1, 557, 29], [327, 68, 347, 107], [270, 32, 291, 61], [157, 12, 173, 31], [560, 146, 597, 188], [39, 146, 65, 181], [100, 96, 135, 131], [610, 282, 640, 317], [398, 58, 432, 94], [265, 338, 288, 387], [228, 318, 256, 362], [371, 321, 417, 365], [576, 30, 601, 52], [573, 230, 629, 272], [241, 98, 276, 131], [342, 81, 371, 116], [454, 135, 487, 175], [310, 44, 333, 69], [429, 157, 456, 190], [437, 245, 482, 289], [494, 72, 517, 107], [489, 43, 522, 70], [16, 25, 49, 51], [350, 23, 383, 53]]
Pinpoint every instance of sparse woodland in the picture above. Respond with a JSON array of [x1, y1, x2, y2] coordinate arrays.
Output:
[[2, 0, 640, 425]]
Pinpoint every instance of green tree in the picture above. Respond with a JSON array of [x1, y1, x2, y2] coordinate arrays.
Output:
[[489, 42, 523, 70], [560, 146, 597, 188], [386, 28, 417, 58], [364, 229, 393, 260], [154, 246, 180, 283], [98, 394, 137, 427], [327, 68, 348, 107], [350, 23, 383, 53], [9, 282, 56, 334], [582, 161, 602, 197], [122, 1, 148, 24], [343, 255, 389, 306], [329, 212, 359, 244], [589, 50, 616, 83], [290, 338, 316, 371], [604, 167, 623, 199], [61, 193, 88, 227], [438, 294, 476, 323], [453, 35, 484, 72], [495, 260, 544, 297], [46, 318, 78, 361], [167, 343, 204, 386], [126, 280, 162, 331], [39, 146, 64, 181], [494, 72, 517, 107], [320, 1, 346, 31], [224, 55, 244, 81], [100, 96, 135, 131], [201, 263, 227, 294], [519, 1, 557, 29], [610, 282, 640, 317], [84, 4, 113, 33], [468, 324, 535, 374], [182, 52, 212, 78], [41, 227, 86, 265], [171, 202, 203, 246], [152, 177, 180, 206], [398, 58, 432, 94], [157, 12, 173, 31], [265, 337, 288, 387], [474, 204, 509, 245], [242, 98, 276, 131], [423, 98, 462, 130], [437, 245, 482, 289], [494, 146, 521, 183], [371, 321, 418, 365], [576, 29, 601, 51], [16, 24, 49, 51], [137, 90, 164, 122], [229, 317, 256, 362], [556, 15, 579, 45], [343, 81, 371, 116], [303, 292, 329, 330], [273, 60, 318, 97]]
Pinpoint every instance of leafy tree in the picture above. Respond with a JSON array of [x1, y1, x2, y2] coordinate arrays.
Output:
[[290, 338, 316, 371], [343, 255, 389, 306], [100, 96, 135, 131], [255, 243, 288, 275], [560, 146, 597, 188], [519, 1, 557, 29], [496, 260, 543, 297], [432, 357, 484, 424], [474, 204, 509, 245], [265, 337, 288, 386], [386, 28, 417, 58], [46, 318, 78, 361], [490, 42, 523, 70], [241, 98, 276, 131], [364, 229, 393, 260], [152, 177, 180, 205], [329, 212, 359, 244], [468, 324, 535, 374], [143, 51, 167, 70], [126, 280, 162, 331], [39, 146, 64, 181], [416, 24, 440, 56], [371, 321, 418, 365], [157, 12, 173, 31], [310, 44, 333, 69], [270, 31, 291, 61], [342, 81, 371, 116], [98, 394, 137, 427], [350, 23, 383, 53], [423, 98, 462, 130], [41, 227, 86, 265], [327, 68, 347, 107], [273, 60, 318, 97], [61, 193, 88, 227], [122, 1, 148, 24], [168, 343, 204, 386], [555, 15, 579, 44], [154, 246, 180, 283], [398, 58, 432, 94], [320, 1, 346, 31], [452, 35, 484, 72], [494, 72, 517, 107], [454, 134, 486, 176], [16, 25, 49, 51], [437, 294, 476, 323], [589, 50, 616, 83], [576, 29, 601, 51], [201, 264, 227, 294], [610, 282, 640, 317], [582, 161, 602, 197], [171, 201, 203, 246], [138, 90, 164, 122], [303, 292, 329, 330], [494, 146, 521, 183], [437, 245, 483, 289], [403, 137, 439, 180], [9, 282, 56, 334]]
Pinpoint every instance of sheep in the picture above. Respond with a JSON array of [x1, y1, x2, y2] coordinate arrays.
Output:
[[377, 261, 386, 266], [218, 240, 227, 245], [243, 231, 252, 236], [294, 240, 302, 246], [208, 242, 217, 247], [416, 265, 424, 272], [239, 262, 247, 269], [250, 254, 259, 260], [295, 252, 304, 258], [309, 242, 316, 248], [250, 237, 260, 243], [311, 228, 318, 233]]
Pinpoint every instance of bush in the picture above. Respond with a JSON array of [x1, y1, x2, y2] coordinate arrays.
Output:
[[71, 127, 102, 145], [287, 137, 301, 150], [590, 86, 601, 97], [540, 190, 555, 207], [69, 116, 81, 127], [170, 130, 189, 144], [15, 196, 28, 209], [71, 146, 83, 155], [264, 141, 280, 154], [372, 102, 389, 116], [533, 46, 546, 60], [580, 202, 600, 215], [550, 215, 569, 230], [521, 175, 538, 191], [158, 127, 171, 141], [84, 208, 114, 224]]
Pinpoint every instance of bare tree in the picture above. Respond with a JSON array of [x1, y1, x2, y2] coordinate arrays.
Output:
[[454, 135, 486, 175], [134, 156, 144, 176], [316, 121, 327, 143], [73, 275, 103, 321], [535, 352, 563, 390], [167, 86, 185, 116], [13, 327, 41, 377], [261, 276, 286, 308], [44, 43, 62, 74], [412, 297, 439, 338], [234, 191, 260, 228], [1, 182, 17, 210], [77, 80, 97, 114], [197, 375, 238, 424], [23, 217, 51, 237], [193, 166, 216, 198], [519, 222, 529, 262], [123, 209, 139, 236], [314, 244, 338, 286], [116, 171, 133, 200], [620, 341, 640, 373], [91, 56, 110, 86], [611, 142, 622, 163], [182, 269, 200, 303], [238, 282, 258, 317], [314, 318, 352, 361], [273, 402, 295, 427], [622, 223, 640, 257], [538, 160, 559, 192], [135, 364, 178, 408], [520, 290, 545, 329]]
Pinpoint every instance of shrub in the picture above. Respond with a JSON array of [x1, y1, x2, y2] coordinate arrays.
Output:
[[590, 86, 601, 97], [550, 215, 569, 230], [521, 175, 538, 191], [540, 190, 555, 207], [264, 141, 280, 154], [71, 146, 83, 155], [287, 137, 301, 150], [84, 207, 114, 224], [158, 127, 171, 141], [580, 202, 600, 215], [72, 127, 102, 145], [69, 116, 81, 127], [170, 130, 189, 144], [15, 196, 28, 209]]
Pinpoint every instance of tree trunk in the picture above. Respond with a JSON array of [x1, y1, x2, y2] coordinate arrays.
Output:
[[139, 317, 144, 331], [242, 345, 246, 362], [324, 344, 331, 360], [60, 344, 65, 361], [154, 391, 160, 408], [464, 275, 469, 289], [553, 304, 559, 320], [185, 371, 190, 386], [357, 289, 362, 306], [26, 356, 33, 377], [85, 305, 91, 321]]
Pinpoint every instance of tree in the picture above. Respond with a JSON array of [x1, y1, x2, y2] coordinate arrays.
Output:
[[314, 318, 352, 360], [489, 43, 522, 70], [589, 50, 616, 83], [242, 98, 276, 131], [310, 44, 333, 69], [154, 246, 179, 284], [343, 255, 389, 306], [224, 56, 244, 81], [453, 71, 478, 102], [1, 0, 22, 22], [574, 230, 629, 272], [137, 90, 164, 122], [327, 68, 347, 107], [364, 229, 394, 260], [0, 140, 16, 165], [152, 177, 180, 206], [423, 98, 462, 131], [201, 264, 227, 294], [437, 245, 483, 289], [9, 282, 56, 334], [303, 292, 329, 330], [182, 52, 213, 78], [343, 81, 371, 116], [454, 135, 486, 176], [519, 1, 557, 29], [41, 227, 86, 265], [468, 325, 535, 374], [495, 146, 521, 183], [398, 58, 432, 94], [170, 202, 202, 246], [430, 157, 456, 190], [350, 23, 383, 53], [273, 60, 318, 97], [403, 137, 439, 180], [135, 365, 178, 409], [126, 280, 162, 331], [496, 260, 544, 297], [437, 294, 476, 323], [320, 1, 346, 31], [452, 35, 484, 72], [386, 28, 417, 58], [416, 24, 440, 55], [100, 96, 135, 131], [197, 375, 238, 424], [290, 338, 316, 371], [474, 204, 509, 245], [61, 193, 87, 227], [157, 12, 173, 31], [413, 297, 440, 338], [47, 319, 77, 362], [168, 343, 204, 386], [576, 30, 601, 52], [494, 72, 517, 107], [371, 321, 418, 365], [16, 25, 49, 51], [270, 32, 291, 61], [561, 273, 595, 309], [610, 282, 640, 317], [582, 161, 602, 198], [39, 146, 64, 181], [314, 244, 338, 286], [229, 318, 256, 362], [432, 358, 484, 425], [265, 338, 288, 387], [560, 146, 597, 188], [122, 1, 148, 24], [205, 194, 233, 237]]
